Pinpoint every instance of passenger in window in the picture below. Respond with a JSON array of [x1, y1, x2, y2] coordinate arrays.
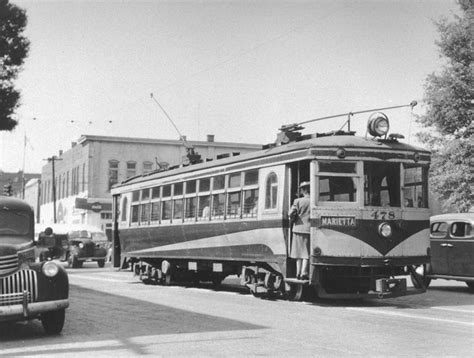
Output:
[[289, 182, 311, 280]]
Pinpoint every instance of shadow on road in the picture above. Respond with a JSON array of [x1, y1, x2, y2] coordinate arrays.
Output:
[[0, 284, 265, 354]]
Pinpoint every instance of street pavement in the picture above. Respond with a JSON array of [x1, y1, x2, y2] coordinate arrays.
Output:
[[1, 263, 473, 357]]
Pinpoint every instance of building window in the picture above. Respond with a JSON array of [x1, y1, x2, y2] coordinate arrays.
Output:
[[143, 161, 153, 175], [82, 163, 86, 192], [108, 160, 119, 191], [265, 172, 278, 209], [127, 161, 137, 179]]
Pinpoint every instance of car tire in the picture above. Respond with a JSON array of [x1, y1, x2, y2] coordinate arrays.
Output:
[[410, 264, 431, 289], [97, 259, 105, 268], [41, 309, 65, 335]]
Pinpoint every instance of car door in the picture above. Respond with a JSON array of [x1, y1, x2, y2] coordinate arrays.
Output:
[[429, 221, 450, 275], [447, 220, 474, 277]]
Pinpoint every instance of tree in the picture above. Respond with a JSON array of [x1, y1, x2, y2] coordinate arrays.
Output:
[[417, 0, 473, 213], [0, 0, 29, 131]]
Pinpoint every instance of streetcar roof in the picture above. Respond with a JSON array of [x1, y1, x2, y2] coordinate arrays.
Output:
[[111, 134, 430, 191]]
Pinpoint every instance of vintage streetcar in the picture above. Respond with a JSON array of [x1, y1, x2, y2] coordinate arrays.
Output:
[[111, 103, 431, 300], [0, 197, 69, 334]]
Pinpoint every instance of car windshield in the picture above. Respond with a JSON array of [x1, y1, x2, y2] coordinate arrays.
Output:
[[0, 208, 31, 236], [91, 232, 107, 241], [69, 230, 91, 239]]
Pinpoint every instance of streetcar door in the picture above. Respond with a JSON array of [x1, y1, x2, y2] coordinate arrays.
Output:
[[285, 160, 311, 276]]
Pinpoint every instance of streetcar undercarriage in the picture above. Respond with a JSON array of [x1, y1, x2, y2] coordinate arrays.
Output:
[[125, 256, 425, 301]]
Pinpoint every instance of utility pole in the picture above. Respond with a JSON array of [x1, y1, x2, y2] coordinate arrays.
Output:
[[45, 156, 62, 223]]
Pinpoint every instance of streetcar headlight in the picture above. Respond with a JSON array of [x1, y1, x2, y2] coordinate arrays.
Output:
[[367, 112, 390, 137], [42, 261, 59, 277], [378, 222, 392, 238]]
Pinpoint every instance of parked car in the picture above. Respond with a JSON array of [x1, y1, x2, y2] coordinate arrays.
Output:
[[411, 213, 474, 291], [35, 224, 110, 268], [67, 226, 109, 268], [0, 197, 69, 334]]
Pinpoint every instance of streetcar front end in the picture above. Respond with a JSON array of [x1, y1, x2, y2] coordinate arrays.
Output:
[[309, 120, 431, 299]]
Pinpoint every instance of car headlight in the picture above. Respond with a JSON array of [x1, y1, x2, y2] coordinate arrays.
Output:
[[378, 222, 392, 238], [42, 261, 59, 277], [79, 243, 84, 248]]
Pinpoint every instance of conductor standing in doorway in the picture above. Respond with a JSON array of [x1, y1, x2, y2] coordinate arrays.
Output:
[[289, 181, 311, 280]]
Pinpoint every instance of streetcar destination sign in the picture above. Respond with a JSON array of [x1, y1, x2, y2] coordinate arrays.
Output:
[[320, 216, 357, 227]]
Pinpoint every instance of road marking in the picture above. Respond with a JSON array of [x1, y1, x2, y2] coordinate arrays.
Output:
[[69, 274, 126, 283], [346, 307, 474, 326], [432, 306, 474, 314]]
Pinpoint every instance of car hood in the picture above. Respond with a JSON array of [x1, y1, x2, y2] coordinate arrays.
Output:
[[0, 237, 33, 252]]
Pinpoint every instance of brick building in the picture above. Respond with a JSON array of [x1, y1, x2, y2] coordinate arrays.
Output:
[[39, 134, 261, 238]]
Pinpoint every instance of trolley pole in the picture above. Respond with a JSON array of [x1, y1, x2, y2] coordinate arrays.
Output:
[[45, 156, 62, 223]]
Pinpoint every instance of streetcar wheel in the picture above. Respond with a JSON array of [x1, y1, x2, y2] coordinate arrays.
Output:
[[410, 264, 431, 289], [285, 283, 304, 301], [97, 259, 105, 268], [41, 309, 65, 335], [466, 282, 474, 292]]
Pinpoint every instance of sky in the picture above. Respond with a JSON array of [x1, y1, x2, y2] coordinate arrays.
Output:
[[0, 0, 460, 173]]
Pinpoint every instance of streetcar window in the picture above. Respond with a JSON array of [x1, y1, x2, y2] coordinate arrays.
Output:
[[162, 185, 171, 197], [121, 197, 128, 222], [229, 172, 241, 188], [141, 189, 150, 200], [151, 202, 161, 222], [265, 172, 278, 209], [131, 205, 139, 223], [132, 190, 140, 202], [213, 175, 225, 190], [198, 195, 210, 220], [364, 162, 400, 207], [174, 182, 183, 196], [243, 189, 258, 218], [318, 177, 356, 202], [162, 201, 172, 220], [186, 180, 196, 194], [152, 186, 160, 199], [319, 162, 356, 173], [226, 191, 241, 218], [212, 193, 225, 218], [140, 203, 150, 224], [199, 178, 210, 192], [403, 165, 428, 208], [173, 199, 183, 220], [185, 197, 197, 220], [244, 169, 259, 186]]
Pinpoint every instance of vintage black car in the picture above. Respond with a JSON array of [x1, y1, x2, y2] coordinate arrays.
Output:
[[35, 224, 109, 268], [412, 213, 474, 291], [0, 197, 69, 334], [67, 226, 109, 268]]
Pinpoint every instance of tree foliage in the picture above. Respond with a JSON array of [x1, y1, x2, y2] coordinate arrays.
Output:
[[417, 0, 473, 213], [0, 0, 29, 131]]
